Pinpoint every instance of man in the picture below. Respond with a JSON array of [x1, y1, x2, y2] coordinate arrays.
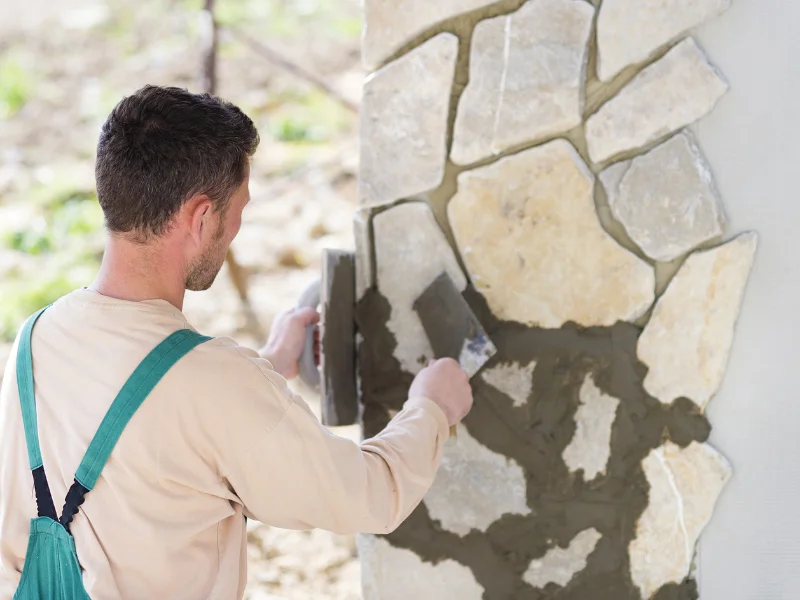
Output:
[[0, 86, 473, 599]]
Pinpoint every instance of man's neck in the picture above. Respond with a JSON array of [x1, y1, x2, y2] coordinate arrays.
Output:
[[90, 234, 187, 311]]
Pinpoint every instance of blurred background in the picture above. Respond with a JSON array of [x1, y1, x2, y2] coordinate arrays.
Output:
[[0, 0, 364, 597]]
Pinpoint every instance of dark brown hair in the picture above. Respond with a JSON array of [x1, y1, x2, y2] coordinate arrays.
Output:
[[95, 85, 259, 238]]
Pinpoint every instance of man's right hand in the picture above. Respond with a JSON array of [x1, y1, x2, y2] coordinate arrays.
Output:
[[408, 358, 474, 427]]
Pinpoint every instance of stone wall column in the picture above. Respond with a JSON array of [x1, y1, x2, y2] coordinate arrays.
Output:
[[355, 1, 756, 599]]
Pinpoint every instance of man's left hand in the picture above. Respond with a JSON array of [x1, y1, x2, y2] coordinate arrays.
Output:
[[260, 307, 320, 380]]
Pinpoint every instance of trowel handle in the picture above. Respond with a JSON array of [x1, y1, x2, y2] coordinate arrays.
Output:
[[296, 278, 321, 391]]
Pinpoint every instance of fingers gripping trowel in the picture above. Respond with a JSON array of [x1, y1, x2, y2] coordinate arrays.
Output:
[[413, 271, 497, 441]]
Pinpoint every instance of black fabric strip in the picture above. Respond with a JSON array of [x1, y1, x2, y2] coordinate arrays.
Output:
[[59, 479, 90, 533], [31, 466, 57, 520]]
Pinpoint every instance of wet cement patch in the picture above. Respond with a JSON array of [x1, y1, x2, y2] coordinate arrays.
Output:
[[355, 288, 415, 436], [355, 285, 709, 600]]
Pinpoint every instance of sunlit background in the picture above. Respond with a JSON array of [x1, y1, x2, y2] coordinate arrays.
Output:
[[0, 0, 364, 597]]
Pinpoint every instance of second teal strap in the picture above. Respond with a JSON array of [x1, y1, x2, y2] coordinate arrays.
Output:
[[75, 329, 211, 490]]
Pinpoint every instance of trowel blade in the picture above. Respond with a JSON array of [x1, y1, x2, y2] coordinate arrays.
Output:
[[413, 271, 497, 379]]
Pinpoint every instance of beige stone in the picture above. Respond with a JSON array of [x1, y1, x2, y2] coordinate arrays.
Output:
[[373, 202, 467, 374], [448, 140, 655, 328], [359, 34, 457, 207], [424, 425, 530, 536], [523, 528, 602, 589], [597, 0, 731, 82], [481, 361, 536, 408], [451, 0, 594, 165], [362, 0, 495, 70], [638, 233, 758, 409], [562, 375, 620, 481], [629, 441, 731, 599], [358, 534, 484, 600], [586, 38, 728, 164], [600, 131, 726, 263]]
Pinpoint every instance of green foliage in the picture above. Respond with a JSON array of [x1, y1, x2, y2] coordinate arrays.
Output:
[[330, 16, 362, 40], [212, 0, 360, 39], [0, 184, 104, 341], [270, 116, 315, 142], [266, 89, 350, 143], [0, 269, 88, 341], [5, 227, 52, 256], [179, 0, 204, 10], [215, 0, 252, 27], [0, 55, 32, 119]]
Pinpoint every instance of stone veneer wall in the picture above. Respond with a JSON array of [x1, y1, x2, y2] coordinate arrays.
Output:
[[354, 1, 757, 599]]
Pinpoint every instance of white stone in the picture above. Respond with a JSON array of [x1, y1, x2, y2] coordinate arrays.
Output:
[[481, 361, 536, 407], [523, 528, 602, 589], [374, 202, 467, 374], [638, 233, 758, 410], [586, 38, 728, 164], [424, 425, 530, 536], [362, 0, 494, 70], [600, 131, 726, 263], [597, 0, 731, 82], [358, 534, 485, 600], [448, 140, 655, 328], [359, 34, 457, 207], [451, 0, 594, 165], [562, 375, 620, 481], [353, 207, 373, 300], [629, 441, 731, 599]]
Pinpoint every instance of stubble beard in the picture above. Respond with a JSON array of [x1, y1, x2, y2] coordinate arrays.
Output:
[[185, 222, 228, 292]]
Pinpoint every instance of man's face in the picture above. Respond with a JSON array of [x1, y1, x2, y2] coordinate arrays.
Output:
[[185, 174, 250, 291]]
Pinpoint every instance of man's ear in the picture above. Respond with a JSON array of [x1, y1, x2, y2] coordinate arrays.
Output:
[[185, 194, 214, 245]]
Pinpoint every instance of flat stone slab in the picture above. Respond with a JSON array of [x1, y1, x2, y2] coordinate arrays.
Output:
[[353, 207, 374, 301], [600, 130, 726, 263], [481, 360, 536, 407], [373, 202, 467, 374], [423, 424, 530, 536], [448, 139, 655, 328], [524, 528, 602, 589], [586, 38, 728, 165], [562, 374, 620, 482], [597, 0, 731, 82], [362, 0, 496, 70], [638, 233, 758, 410], [358, 535, 485, 600], [629, 441, 731, 599], [359, 33, 457, 207], [451, 0, 594, 165]]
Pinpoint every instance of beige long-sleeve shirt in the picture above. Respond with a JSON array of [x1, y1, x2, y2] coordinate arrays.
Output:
[[0, 289, 449, 599]]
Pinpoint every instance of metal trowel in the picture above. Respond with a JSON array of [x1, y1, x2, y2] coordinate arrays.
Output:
[[296, 250, 358, 427], [413, 271, 497, 442]]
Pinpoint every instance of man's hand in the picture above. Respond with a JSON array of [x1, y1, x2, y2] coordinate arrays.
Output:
[[409, 358, 474, 427], [260, 307, 320, 380]]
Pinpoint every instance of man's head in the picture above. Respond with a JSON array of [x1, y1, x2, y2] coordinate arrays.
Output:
[[95, 85, 260, 291]]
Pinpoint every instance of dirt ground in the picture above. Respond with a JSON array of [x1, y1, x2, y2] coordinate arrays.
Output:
[[0, 1, 364, 597]]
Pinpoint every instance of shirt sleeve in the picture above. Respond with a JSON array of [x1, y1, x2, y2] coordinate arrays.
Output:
[[217, 349, 450, 535]]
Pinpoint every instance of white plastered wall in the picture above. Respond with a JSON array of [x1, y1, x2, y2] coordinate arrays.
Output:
[[694, 1, 800, 597]]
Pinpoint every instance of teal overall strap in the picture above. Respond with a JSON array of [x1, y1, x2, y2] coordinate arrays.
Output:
[[59, 329, 211, 531], [16, 306, 58, 520]]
